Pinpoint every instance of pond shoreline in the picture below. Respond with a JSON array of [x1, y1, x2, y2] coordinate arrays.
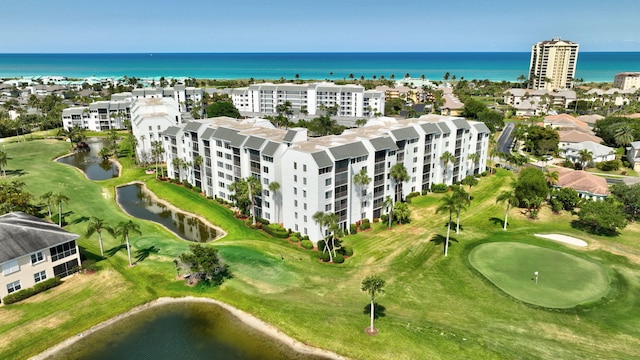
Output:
[[115, 180, 228, 242], [29, 296, 346, 360]]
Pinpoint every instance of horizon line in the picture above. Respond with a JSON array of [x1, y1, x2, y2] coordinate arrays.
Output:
[[1, 50, 639, 55]]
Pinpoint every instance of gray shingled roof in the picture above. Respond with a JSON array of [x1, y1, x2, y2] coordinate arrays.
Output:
[[472, 122, 491, 134], [262, 141, 280, 156], [452, 119, 471, 130], [437, 122, 451, 134], [391, 127, 419, 141], [184, 121, 204, 132], [201, 127, 215, 139], [283, 130, 298, 142], [162, 126, 181, 137], [328, 142, 368, 160], [312, 151, 333, 168], [420, 123, 443, 135], [244, 136, 266, 150], [212, 127, 247, 147], [369, 137, 398, 151], [0, 212, 80, 264]]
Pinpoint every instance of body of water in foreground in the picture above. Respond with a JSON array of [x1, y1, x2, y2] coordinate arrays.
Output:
[[1, 52, 639, 82], [55, 138, 118, 181], [47, 301, 330, 360]]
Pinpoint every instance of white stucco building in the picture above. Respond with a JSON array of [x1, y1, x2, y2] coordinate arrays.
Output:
[[162, 114, 490, 242], [614, 72, 640, 90], [130, 97, 182, 162]]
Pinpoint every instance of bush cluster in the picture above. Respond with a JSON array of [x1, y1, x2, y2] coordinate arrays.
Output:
[[349, 223, 357, 235], [263, 223, 288, 238], [431, 183, 449, 193], [2, 277, 62, 305], [361, 218, 371, 230], [300, 240, 314, 250], [596, 160, 622, 172], [182, 180, 193, 189]]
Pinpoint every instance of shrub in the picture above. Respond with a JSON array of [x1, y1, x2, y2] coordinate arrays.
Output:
[[256, 217, 270, 225], [289, 235, 300, 244], [431, 183, 449, 193], [317, 240, 327, 252], [319, 251, 331, 262], [263, 223, 288, 238], [300, 240, 314, 250], [372, 217, 379, 223], [421, 189, 429, 195], [82, 260, 97, 271], [406, 192, 420, 200], [333, 253, 345, 263], [193, 186, 202, 193], [182, 180, 193, 189], [380, 214, 389, 223], [302, 235, 310, 240], [481, 171, 488, 177], [549, 198, 563, 213], [596, 160, 621, 171], [342, 246, 354, 256], [361, 218, 371, 230], [2, 277, 62, 305], [350, 224, 357, 235]]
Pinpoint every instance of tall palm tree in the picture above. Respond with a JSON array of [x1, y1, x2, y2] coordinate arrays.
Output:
[[544, 168, 559, 186], [461, 175, 478, 202], [246, 176, 262, 225], [389, 163, 409, 202], [151, 140, 164, 178], [452, 185, 470, 234], [110, 220, 141, 266], [440, 151, 456, 182], [171, 157, 183, 180], [86, 217, 109, 257], [0, 149, 7, 177], [496, 187, 519, 231], [39, 191, 54, 218], [436, 193, 457, 256], [52, 192, 70, 226], [361, 275, 385, 334], [578, 149, 593, 169], [468, 153, 480, 174], [383, 195, 394, 230], [353, 168, 371, 224], [614, 124, 635, 147], [268, 181, 281, 224]]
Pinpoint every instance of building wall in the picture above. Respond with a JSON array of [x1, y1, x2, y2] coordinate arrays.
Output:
[[614, 73, 640, 90], [529, 39, 579, 91]]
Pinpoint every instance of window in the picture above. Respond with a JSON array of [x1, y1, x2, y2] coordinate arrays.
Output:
[[216, 140, 222, 146], [225, 154, 232, 160], [303, 215, 307, 222], [2, 259, 20, 276], [34, 270, 47, 283], [148, 125, 152, 131], [294, 188, 297, 195], [217, 161, 224, 167], [218, 171, 224, 177], [263, 178, 269, 185], [294, 175, 297, 182], [325, 178, 331, 186], [294, 200, 298, 207], [303, 203, 307, 210], [53, 259, 79, 278], [31, 251, 44, 265], [263, 166, 269, 173], [295, 212, 298, 219], [325, 191, 332, 199], [216, 151, 223, 157], [264, 201, 270, 208], [303, 177, 307, 185], [263, 189, 270, 196], [303, 190, 306, 198], [294, 162, 297, 170], [303, 164, 307, 172], [6, 280, 21, 294]]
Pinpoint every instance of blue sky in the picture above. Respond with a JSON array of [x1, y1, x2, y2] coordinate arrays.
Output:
[[2, 0, 639, 53]]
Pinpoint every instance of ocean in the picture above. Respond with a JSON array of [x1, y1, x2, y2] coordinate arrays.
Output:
[[0, 52, 638, 83]]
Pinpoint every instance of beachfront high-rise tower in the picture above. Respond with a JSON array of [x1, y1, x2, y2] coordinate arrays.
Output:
[[528, 38, 579, 91]]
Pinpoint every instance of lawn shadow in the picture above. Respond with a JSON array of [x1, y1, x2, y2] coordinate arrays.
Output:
[[5, 169, 26, 177], [430, 234, 459, 247], [570, 219, 620, 237], [106, 244, 126, 257], [489, 217, 505, 228], [70, 216, 90, 225], [362, 303, 386, 320], [135, 245, 160, 263]]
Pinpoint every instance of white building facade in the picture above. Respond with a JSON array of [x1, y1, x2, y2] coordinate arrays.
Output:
[[130, 97, 182, 163], [162, 114, 489, 242], [613, 72, 640, 90], [528, 38, 579, 91], [231, 82, 385, 118]]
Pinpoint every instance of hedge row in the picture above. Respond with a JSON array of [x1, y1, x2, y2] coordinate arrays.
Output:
[[2, 277, 62, 305], [262, 223, 288, 238]]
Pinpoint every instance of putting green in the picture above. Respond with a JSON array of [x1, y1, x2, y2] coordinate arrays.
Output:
[[469, 242, 609, 308]]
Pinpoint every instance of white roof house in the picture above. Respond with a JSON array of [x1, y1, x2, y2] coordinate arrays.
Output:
[[560, 141, 616, 164]]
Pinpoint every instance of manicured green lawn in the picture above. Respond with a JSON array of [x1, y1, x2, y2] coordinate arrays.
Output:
[[3, 139, 640, 360], [469, 242, 610, 308]]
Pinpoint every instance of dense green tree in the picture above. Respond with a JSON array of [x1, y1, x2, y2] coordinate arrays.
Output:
[[524, 125, 559, 156], [594, 116, 640, 147], [39, 191, 54, 218], [614, 124, 635, 147], [578, 149, 593, 169], [0, 149, 7, 177], [384, 98, 404, 115], [461, 175, 478, 201], [461, 97, 487, 119], [578, 199, 628, 235], [393, 201, 411, 224], [610, 183, 640, 221], [0, 180, 36, 215], [178, 244, 227, 283], [361, 275, 385, 334], [552, 187, 580, 211], [514, 167, 548, 208], [206, 101, 240, 118]]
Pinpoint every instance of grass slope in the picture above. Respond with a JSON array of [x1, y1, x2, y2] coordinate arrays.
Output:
[[2, 139, 640, 360]]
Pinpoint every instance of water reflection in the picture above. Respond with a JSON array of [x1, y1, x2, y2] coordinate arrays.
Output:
[[56, 138, 118, 180], [116, 183, 218, 242]]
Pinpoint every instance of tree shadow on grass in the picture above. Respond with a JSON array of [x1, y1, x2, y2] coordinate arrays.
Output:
[[135, 246, 160, 263], [430, 234, 459, 252], [106, 244, 126, 257], [69, 216, 90, 225], [363, 303, 386, 320], [5, 169, 26, 177], [570, 219, 620, 237], [489, 217, 505, 228]]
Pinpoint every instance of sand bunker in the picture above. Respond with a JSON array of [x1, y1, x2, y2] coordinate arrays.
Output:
[[534, 234, 588, 247]]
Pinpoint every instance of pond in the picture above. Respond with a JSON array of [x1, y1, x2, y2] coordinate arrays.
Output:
[[45, 301, 331, 360], [56, 138, 118, 180], [116, 183, 219, 242]]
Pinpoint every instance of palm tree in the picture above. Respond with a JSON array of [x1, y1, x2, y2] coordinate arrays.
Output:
[[614, 124, 635, 147], [389, 163, 409, 202], [461, 175, 478, 202], [440, 151, 456, 182], [436, 193, 457, 256], [39, 191, 54, 218], [496, 187, 519, 231], [171, 157, 183, 180], [383, 195, 394, 230], [110, 220, 141, 266], [268, 181, 281, 224], [353, 168, 371, 224], [578, 149, 593, 169], [312, 211, 333, 262], [246, 176, 262, 225], [544, 168, 559, 186], [52, 192, 70, 226], [151, 141, 164, 178], [0, 149, 7, 177], [452, 185, 470, 234], [86, 217, 109, 257], [468, 153, 480, 174], [361, 275, 385, 335]]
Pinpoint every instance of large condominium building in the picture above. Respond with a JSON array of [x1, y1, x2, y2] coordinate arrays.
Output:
[[528, 38, 579, 91], [231, 82, 385, 118], [613, 72, 640, 90], [160, 115, 489, 242], [61, 86, 203, 131], [130, 97, 183, 162]]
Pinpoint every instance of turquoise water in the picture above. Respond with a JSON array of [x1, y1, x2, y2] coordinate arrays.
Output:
[[1, 52, 638, 82]]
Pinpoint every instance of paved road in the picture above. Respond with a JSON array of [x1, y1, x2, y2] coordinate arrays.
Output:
[[497, 122, 515, 154]]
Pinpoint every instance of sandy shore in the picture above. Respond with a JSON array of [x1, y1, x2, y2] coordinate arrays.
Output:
[[115, 180, 228, 241], [29, 296, 346, 360], [534, 233, 588, 247]]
